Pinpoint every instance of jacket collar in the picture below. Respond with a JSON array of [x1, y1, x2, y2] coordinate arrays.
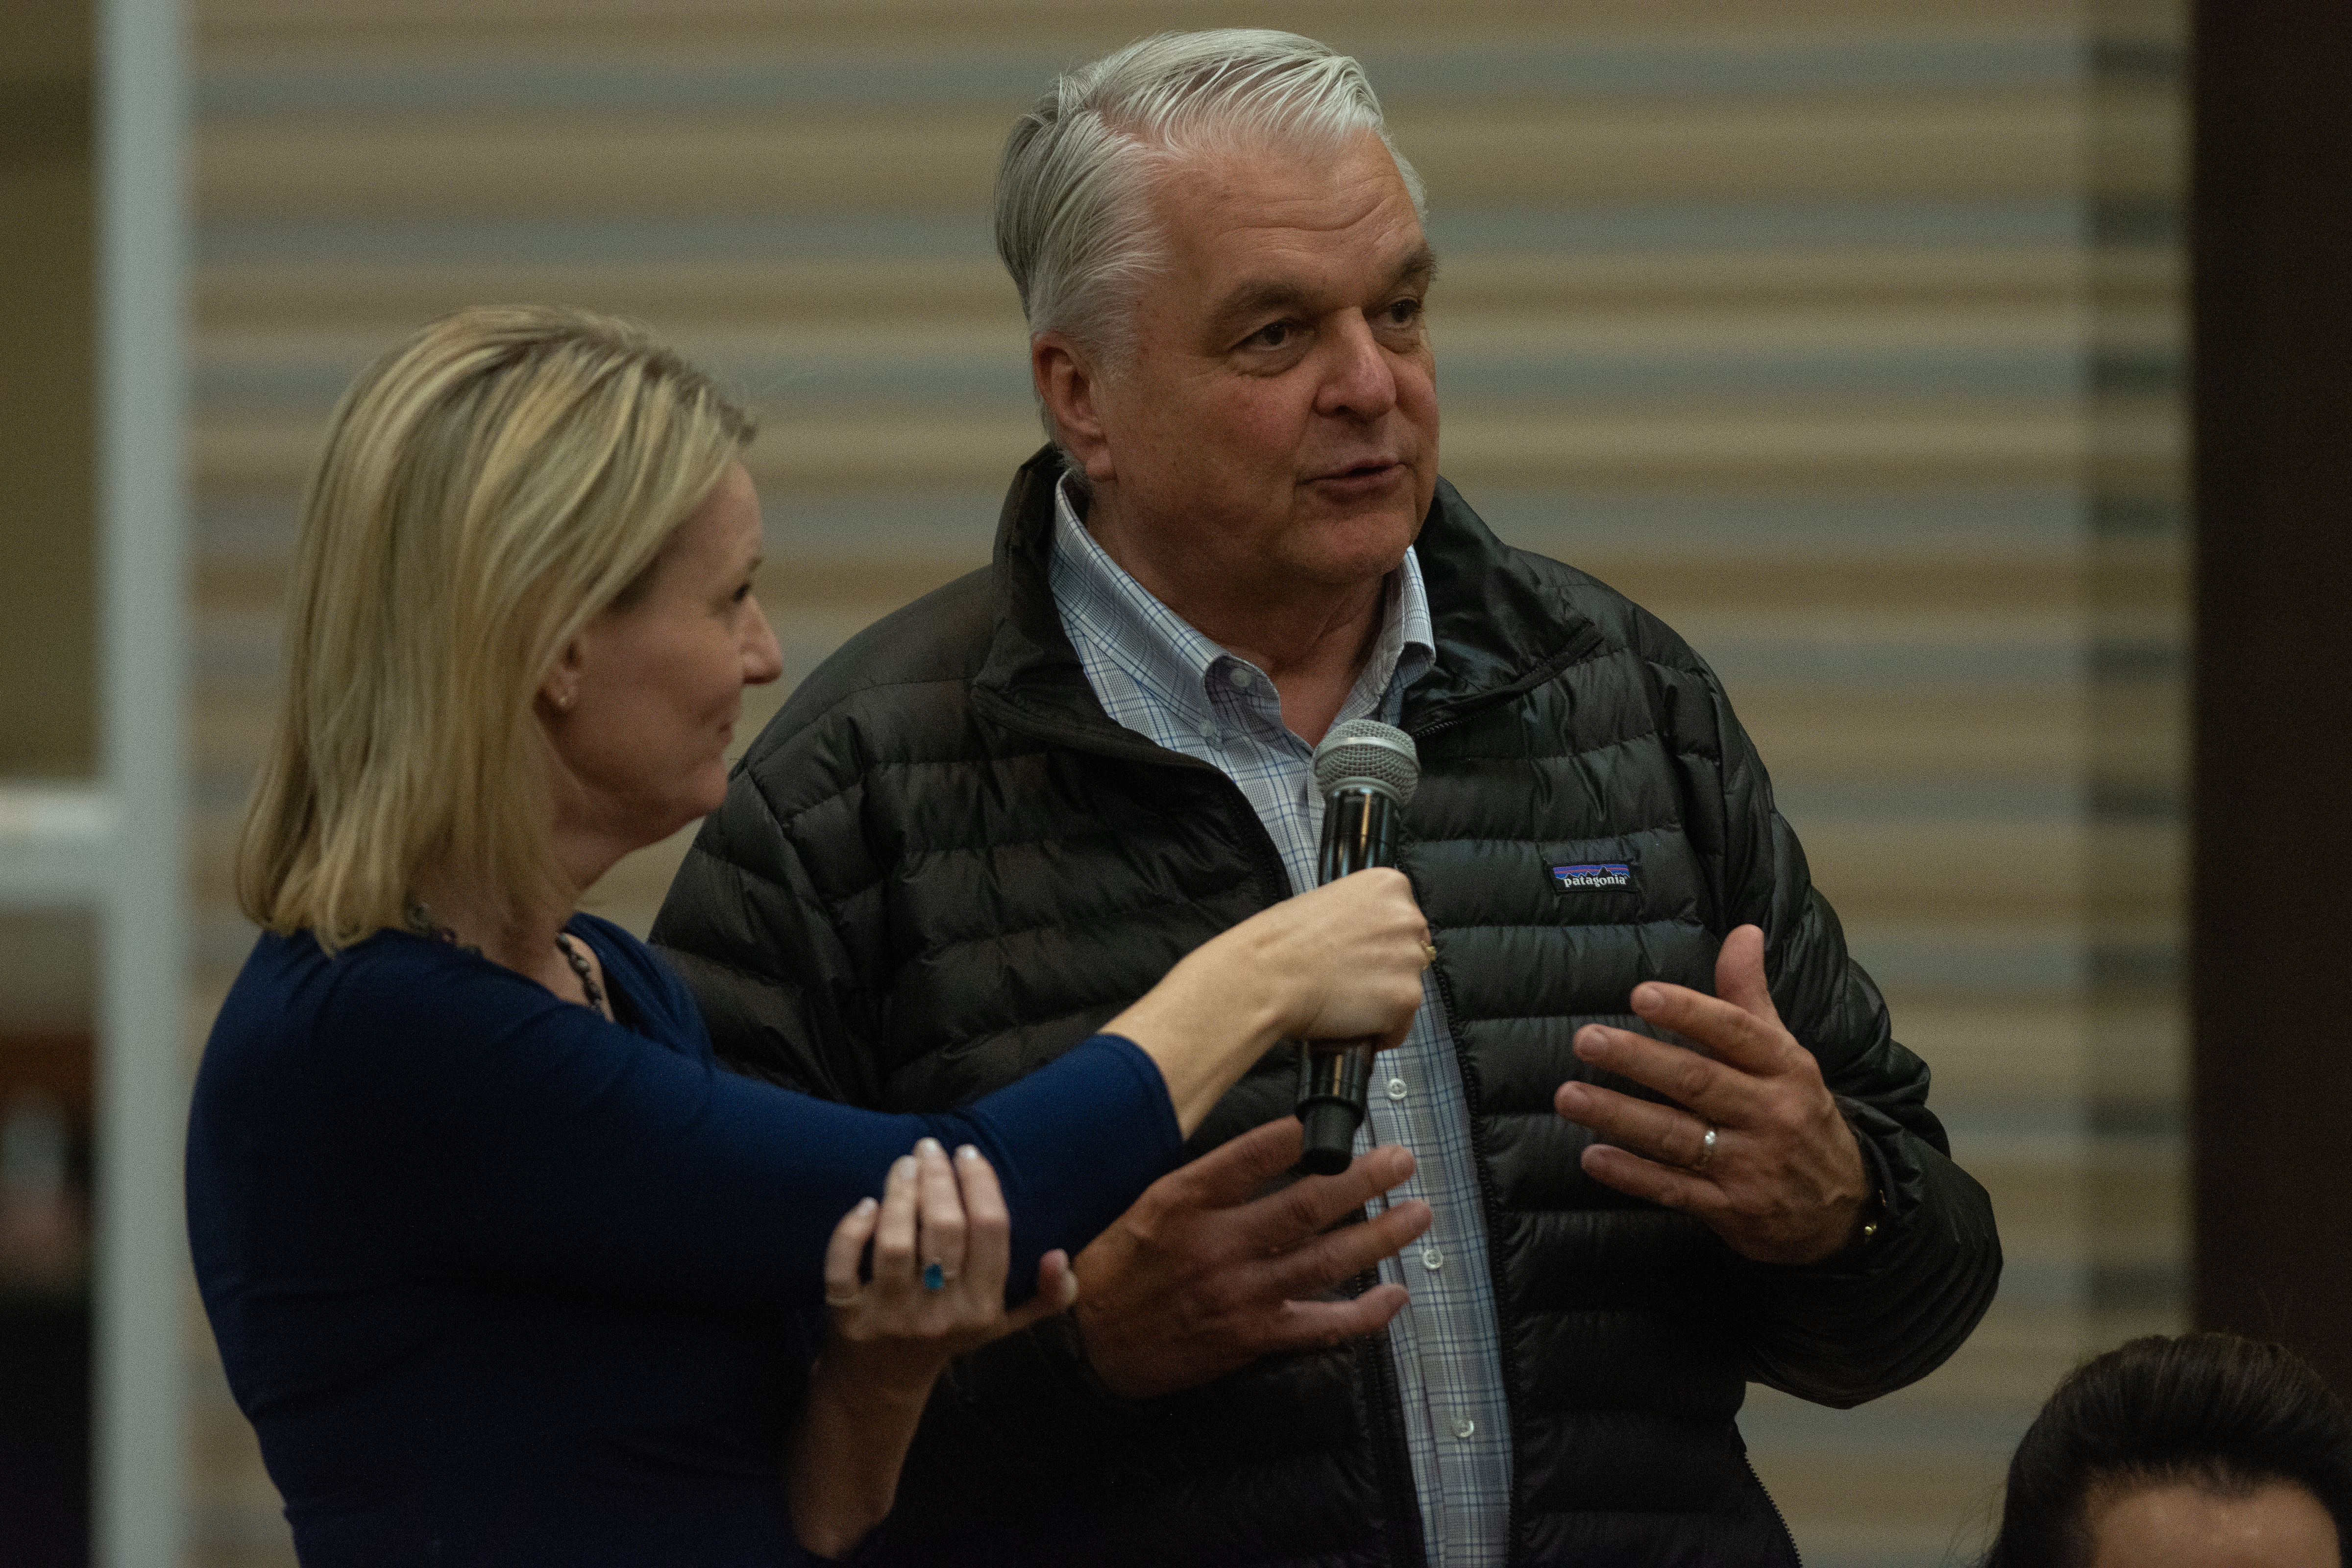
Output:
[[1403, 476, 1612, 729], [970, 445, 1605, 746], [968, 449, 1155, 755]]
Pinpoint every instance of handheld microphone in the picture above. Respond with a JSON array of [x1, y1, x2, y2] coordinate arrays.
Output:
[[1294, 718, 1421, 1176]]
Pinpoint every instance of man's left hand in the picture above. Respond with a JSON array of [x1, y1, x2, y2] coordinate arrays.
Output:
[[1552, 924, 1869, 1266]]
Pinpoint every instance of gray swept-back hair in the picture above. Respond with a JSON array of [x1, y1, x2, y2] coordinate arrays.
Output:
[[995, 29, 1425, 372]]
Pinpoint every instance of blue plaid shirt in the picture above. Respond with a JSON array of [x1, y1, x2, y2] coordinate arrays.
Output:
[[1051, 480, 1514, 1567]]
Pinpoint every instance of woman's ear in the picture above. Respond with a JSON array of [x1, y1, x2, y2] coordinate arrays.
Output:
[[540, 637, 587, 714]]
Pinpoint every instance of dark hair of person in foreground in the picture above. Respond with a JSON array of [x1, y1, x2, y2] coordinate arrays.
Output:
[[1984, 1331, 2352, 1568]]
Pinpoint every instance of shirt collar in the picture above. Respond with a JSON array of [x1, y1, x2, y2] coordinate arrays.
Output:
[[1050, 474, 1435, 726]]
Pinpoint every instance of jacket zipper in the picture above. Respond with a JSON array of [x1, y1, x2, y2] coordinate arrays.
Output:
[[1403, 704, 1529, 1563], [1403, 707, 1477, 750], [1744, 1452, 1804, 1566], [1356, 1311, 1432, 1568]]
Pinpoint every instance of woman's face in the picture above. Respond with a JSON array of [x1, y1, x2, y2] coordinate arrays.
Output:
[[544, 459, 783, 853], [2086, 1478, 2339, 1568]]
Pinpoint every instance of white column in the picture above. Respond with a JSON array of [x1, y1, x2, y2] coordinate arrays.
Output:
[[92, 0, 189, 1561]]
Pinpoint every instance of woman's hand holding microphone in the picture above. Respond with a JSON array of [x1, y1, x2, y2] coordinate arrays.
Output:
[[1106, 867, 1433, 1134]]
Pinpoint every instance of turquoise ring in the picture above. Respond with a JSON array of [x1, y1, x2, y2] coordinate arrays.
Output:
[[922, 1263, 948, 1292]]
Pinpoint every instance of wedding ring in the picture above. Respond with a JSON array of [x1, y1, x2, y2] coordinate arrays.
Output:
[[1692, 1125, 1718, 1172], [1421, 942, 1439, 969]]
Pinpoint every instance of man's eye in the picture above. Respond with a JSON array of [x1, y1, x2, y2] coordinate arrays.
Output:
[[1384, 298, 1423, 326], [1248, 321, 1294, 349]]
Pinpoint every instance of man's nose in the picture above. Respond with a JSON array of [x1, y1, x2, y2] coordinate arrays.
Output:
[[1314, 315, 1398, 421]]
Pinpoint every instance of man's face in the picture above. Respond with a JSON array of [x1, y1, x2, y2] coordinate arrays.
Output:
[[1080, 129, 1439, 601]]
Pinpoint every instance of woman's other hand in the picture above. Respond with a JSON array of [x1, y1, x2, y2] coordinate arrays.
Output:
[[823, 1137, 1077, 1386], [786, 1138, 1075, 1557]]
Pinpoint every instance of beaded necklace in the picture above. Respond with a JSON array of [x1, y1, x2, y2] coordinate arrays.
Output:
[[405, 901, 609, 1019]]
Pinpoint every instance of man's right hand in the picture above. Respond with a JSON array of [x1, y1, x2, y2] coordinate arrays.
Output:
[[1069, 1116, 1431, 1400]]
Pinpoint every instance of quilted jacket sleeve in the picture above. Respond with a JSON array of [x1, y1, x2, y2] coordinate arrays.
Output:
[[1688, 659, 2003, 1407]]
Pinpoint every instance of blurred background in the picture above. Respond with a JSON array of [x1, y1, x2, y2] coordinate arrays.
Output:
[[0, 0, 2212, 1564]]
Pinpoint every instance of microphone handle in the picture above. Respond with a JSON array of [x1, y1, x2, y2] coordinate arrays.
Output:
[[1295, 786, 1400, 1176]]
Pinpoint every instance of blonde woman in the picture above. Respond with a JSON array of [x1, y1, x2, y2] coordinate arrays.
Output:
[[187, 307, 1433, 1566]]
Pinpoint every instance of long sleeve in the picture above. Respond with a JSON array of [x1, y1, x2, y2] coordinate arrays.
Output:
[[1682, 658, 2004, 1405], [195, 932, 1183, 1314]]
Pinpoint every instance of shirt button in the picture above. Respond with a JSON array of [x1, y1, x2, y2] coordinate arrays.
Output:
[[1386, 1077, 1408, 1101], [1226, 665, 1255, 689], [1421, 1245, 1444, 1272], [1197, 723, 1219, 744], [1452, 1418, 1476, 1440]]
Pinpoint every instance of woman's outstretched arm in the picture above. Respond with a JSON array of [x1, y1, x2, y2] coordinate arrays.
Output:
[[307, 870, 1430, 1307]]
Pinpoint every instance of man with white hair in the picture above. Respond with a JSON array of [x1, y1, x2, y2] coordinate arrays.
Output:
[[656, 29, 1999, 1566]]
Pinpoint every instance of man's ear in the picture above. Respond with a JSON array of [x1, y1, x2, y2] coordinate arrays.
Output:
[[1032, 332, 1116, 484]]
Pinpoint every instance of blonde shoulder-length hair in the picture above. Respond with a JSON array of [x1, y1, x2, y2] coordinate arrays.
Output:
[[237, 305, 755, 950]]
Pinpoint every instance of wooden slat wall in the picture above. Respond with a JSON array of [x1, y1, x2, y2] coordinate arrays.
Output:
[[183, 4, 2186, 1565]]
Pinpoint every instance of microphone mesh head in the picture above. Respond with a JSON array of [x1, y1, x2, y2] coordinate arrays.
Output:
[[1313, 718, 1421, 808]]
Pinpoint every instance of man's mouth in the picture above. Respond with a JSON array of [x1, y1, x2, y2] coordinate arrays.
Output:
[[1310, 458, 1403, 486]]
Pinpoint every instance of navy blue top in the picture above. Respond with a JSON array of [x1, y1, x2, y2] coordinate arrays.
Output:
[[187, 914, 1182, 1567]]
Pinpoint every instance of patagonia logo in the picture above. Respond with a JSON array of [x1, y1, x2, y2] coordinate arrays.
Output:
[[1552, 861, 1633, 892]]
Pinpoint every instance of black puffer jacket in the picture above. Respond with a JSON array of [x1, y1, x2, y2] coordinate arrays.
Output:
[[653, 448, 2001, 1567]]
